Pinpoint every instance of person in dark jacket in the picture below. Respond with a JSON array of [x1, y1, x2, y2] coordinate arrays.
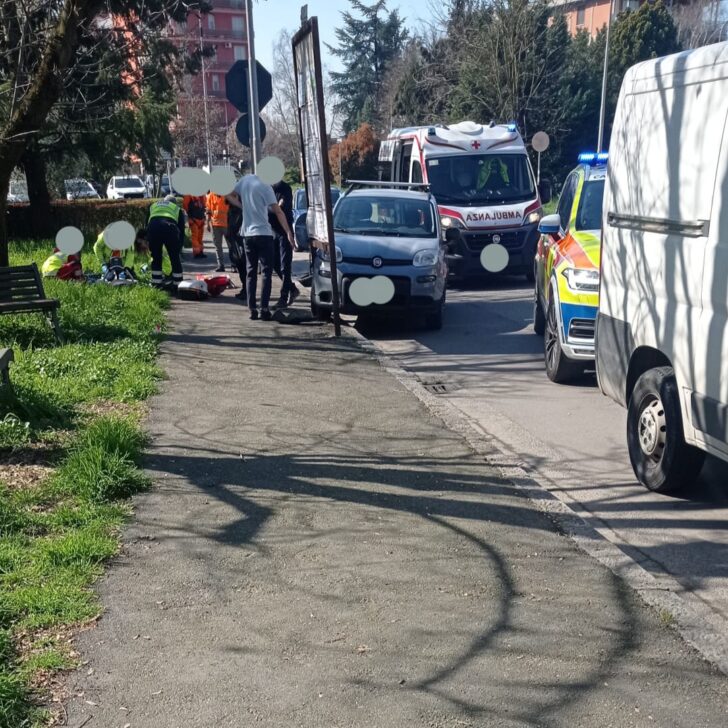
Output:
[[269, 179, 300, 308], [226, 203, 247, 300]]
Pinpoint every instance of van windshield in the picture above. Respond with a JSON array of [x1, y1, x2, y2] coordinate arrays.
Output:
[[575, 179, 605, 231], [426, 154, 536, 206]]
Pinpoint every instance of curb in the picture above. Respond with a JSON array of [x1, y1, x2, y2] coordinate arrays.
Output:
[[342, 325, 728, 677]]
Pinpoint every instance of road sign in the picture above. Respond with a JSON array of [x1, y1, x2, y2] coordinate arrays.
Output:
[[235, 114, 267, 147], [225, 60, 273, 114], [532, 131, 550, 153]]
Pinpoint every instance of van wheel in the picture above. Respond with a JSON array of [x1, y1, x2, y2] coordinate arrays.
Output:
[[544, 298, 581, 383], [627, 367, 705, 493], [533, 291, 545, 336]]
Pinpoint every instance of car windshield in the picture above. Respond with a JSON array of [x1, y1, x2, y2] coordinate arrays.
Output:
[[116, 177, 143, 188], [426, 154, 536, 205], [333, 195, 436, 238], [575, 179, 605, 231], [66, 179, 91, 192], [295, 188, 340, 209]]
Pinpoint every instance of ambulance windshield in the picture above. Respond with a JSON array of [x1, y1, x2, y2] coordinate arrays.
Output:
[[426, 154, 536, 206]]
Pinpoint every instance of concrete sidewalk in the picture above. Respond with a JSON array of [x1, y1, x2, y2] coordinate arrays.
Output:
[[64, 258, 728, 727]]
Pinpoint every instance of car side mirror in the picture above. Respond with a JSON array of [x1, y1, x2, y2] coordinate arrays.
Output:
[[444, 227, 460, 245], [538, 213, 561, 235], [538, 180, 552, 205]]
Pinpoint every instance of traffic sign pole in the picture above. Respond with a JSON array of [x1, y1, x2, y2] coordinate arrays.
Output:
[[245, 0, 262, 169]]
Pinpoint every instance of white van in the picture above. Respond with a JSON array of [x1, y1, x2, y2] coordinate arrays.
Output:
[[597, 41, 728, 493], [380, 121, 551, 280]]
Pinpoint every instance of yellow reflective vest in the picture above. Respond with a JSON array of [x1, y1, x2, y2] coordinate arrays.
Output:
[[41, 253, 65, 278], [94, 233, 135, 269], [149, 200, 181, 222], [478, 159, 510, 189]]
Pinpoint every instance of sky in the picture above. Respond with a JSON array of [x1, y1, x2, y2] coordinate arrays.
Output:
[[251, 0, 437, 74]]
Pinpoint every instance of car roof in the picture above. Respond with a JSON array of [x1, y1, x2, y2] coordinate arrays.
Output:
[[583, 164, 607, 182], [343, 188, 431, 201]]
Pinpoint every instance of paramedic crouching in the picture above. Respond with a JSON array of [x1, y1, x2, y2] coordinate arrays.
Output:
[[147, 195, 185, 288]]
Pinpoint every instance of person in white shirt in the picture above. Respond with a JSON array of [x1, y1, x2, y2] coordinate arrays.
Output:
[[227, 174, 294, 320]]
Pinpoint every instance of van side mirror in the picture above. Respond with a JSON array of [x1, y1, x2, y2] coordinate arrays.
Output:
[[538, 180, 552, 205], [538, 213, 561, 235]]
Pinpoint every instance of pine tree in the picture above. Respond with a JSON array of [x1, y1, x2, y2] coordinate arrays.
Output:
[[329, 0, 408, 133]]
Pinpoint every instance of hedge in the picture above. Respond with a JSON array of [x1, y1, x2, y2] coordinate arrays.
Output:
[[7, 199, 155, 241]]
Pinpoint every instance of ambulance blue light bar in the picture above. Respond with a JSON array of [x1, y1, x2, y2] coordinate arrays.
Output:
[[507, 122, 517, 132], [578, 152, 609, 164]]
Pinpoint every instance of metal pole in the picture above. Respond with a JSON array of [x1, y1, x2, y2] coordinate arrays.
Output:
[[537, 151, 541, 185], [597, 0, 615, 154], [339, 143, 342, 186], [198, 15, 213, 170], [245, 0, 262, 169]]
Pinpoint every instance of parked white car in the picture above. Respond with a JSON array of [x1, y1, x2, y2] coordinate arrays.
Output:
[[106, 175, 149, 200], [7, 180, 29, 203], [65, 178, 101, 201], [597, 41, 728, 494]]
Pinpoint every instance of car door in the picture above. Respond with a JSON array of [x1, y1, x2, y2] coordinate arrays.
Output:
[[539, 171, 577, 307]]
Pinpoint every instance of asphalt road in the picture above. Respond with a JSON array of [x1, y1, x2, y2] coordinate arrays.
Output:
[[65, 259, 728, 726], [359, 276, 728, 657]]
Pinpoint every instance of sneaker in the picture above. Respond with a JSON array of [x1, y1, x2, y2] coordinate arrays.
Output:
[[272, 298, 288, 310], [215, 266, 226, 272], [260, 308, 272, 321], [288, 287, 301, 305], [249, 309, 259, 320]]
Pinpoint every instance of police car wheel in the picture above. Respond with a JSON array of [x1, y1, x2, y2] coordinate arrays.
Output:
[[544, 298, 581, 383], [627, 367, 705, 493], [533, 292, 546, 336]]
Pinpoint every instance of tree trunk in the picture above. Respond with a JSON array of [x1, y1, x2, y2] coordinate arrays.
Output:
[[23, 146, 53, 238], [0, 0, 105, 265], [0, 178, 9, 268]]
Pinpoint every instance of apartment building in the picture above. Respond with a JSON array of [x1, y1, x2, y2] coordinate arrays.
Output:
[[169, 1, 249, 127], [551, 0, 641, 37]]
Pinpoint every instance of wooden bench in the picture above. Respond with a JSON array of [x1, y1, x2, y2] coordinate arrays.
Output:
[[0, 264, 63, 342], [0, 348, 13, 387]]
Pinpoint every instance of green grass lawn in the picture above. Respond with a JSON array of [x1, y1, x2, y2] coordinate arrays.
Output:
[[0, 240, 169, 726]]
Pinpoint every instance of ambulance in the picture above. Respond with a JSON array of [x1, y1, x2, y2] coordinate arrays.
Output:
[[379, 121, 552, 280]]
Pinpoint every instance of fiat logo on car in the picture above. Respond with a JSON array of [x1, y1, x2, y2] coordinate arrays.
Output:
[[372, 256, 383, 268], [492, 234, 501, 244]]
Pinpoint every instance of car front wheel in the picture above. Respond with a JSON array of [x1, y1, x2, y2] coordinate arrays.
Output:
[[627, 366, 705, 493], [533, 289, 545, 336], [544, 297, 582, 383]]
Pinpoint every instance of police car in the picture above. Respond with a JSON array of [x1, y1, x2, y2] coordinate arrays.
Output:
[[533, 153, 606, 383]]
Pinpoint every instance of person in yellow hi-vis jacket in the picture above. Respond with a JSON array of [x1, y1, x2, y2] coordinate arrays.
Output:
[[477, 158, 510, 191]]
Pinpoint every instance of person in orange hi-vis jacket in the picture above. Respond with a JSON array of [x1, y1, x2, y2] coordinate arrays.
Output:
[[183, 194, 207, 258], [206, 191, 230, 272]]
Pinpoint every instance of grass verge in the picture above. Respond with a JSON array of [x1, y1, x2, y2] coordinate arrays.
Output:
[[0, 240, 168, 726]]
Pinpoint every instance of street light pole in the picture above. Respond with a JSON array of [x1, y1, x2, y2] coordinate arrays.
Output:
[[198, 14, 213, 170], [244, 0, 262, 170], [597, 0, 615, 154]]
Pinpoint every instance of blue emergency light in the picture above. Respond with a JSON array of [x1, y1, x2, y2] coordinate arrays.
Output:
[[578, 152, 609, 164], [507, 122, 518, 132]]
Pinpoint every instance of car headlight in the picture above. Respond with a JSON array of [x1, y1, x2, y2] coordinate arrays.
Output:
[[562, 267, 600, 292], [440, 215, 465, 229], [413, 249, 438, 267], [527, 210, 542, 225], [321, 245, 343, 263]]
